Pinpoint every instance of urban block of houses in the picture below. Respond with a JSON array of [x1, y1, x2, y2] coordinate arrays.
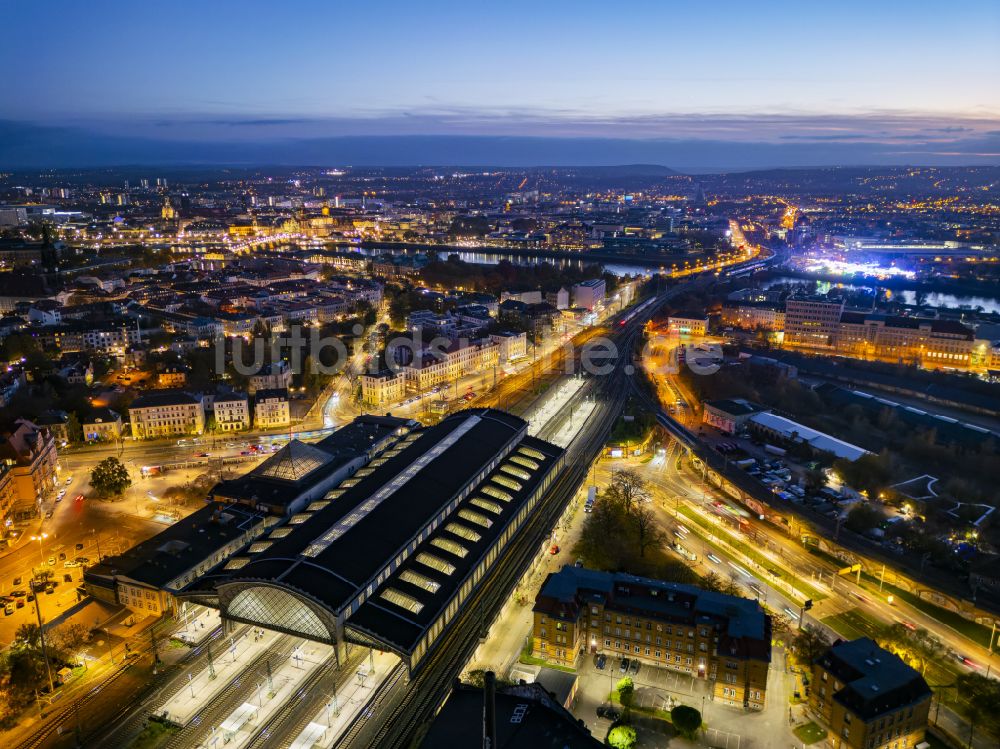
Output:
[[128, 390, 206, 440], [253, 388, 291, 430]]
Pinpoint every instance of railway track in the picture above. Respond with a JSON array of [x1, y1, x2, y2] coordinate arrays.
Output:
[[160, 635, 299, 749], [85, 624, 240, 748], [244, 647, 370, 749], [334, 294, 660, 749]]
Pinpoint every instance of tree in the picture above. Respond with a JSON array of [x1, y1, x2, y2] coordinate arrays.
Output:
[[91, 457, 132, 498], [632, 505, 664, 558], [606, 469, 650, 514], [804, 468, 827, 494], [607, 725, 637, 749], [670, 705, 702, 739], [845, 503, 883, 535], [791, 625, 830, 666], [616, 676, 634, 708], [65, 411, 83, 443]]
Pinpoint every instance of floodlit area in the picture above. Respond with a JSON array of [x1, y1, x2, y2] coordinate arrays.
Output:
[[209, 641, 332, 749], [289, 650, 400, 749], [526, 376, 594, 446], [160, 628, 285, 726]]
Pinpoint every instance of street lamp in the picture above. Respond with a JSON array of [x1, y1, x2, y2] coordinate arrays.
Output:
[[30, 532, 49, 564]]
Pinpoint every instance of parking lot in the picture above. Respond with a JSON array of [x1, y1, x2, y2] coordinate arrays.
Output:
[[567, 648, 796, 748]]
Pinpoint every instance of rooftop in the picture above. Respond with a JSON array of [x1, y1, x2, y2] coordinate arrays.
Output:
[[84, 502, 265, 590], [817, 638, 931, 720]]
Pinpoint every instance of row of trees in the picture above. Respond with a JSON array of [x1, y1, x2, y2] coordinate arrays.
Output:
[[0, 622, 90, 727], [573, 470, 666, 578]]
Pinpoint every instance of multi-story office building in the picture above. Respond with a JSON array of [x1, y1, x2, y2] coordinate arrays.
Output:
[[782, 295, 980, 369], [129, 391, 206, 440], [834, 313, 977, 369], [809, 638, 931, 749], [667, 315, 709, 336], [532, 567, 771, 710], [783, 296, 845, 348], [571, 279, 606, 311]]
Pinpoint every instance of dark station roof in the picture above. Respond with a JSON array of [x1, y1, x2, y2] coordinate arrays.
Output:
[[201, 409, 563, 655]]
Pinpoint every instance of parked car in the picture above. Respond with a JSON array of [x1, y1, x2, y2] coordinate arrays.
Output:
[[75, 543, 84, 551], [46, 557, 56, 566], [75, 557, 89, 565], [630, 660, 641, 676], [619, 658, 630, 673], [597, 705, 621, 721], [62, 574, 73, 583], [595, 654, 607, 670], [3, 605, 12, 616]]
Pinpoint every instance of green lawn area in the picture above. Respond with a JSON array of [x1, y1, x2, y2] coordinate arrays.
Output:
[[678, 506, 826, 601], [793, 722, 827, 745]]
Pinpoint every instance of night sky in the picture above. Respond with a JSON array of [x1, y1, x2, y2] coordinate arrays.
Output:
[[1, 0, 998, 168]]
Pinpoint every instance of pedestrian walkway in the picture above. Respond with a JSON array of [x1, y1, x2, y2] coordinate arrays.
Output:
[[205, 642, 333, 749], [173, 604, 221, 645], [160, 628, 283, 726], [290, 650, 399, 749]]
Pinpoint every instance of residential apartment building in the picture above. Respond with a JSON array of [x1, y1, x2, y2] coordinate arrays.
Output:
[[213, 393, 251, 432], [532, 567, 771, 710], [720, 302, 786, 332], [809, 638, 931, 749], [129, 391, 206, 440], [82, 408, 123, 443], [253, 388, 291, 429], [33, 320, 141, 355], [360, 369, 406, 407], [0, 419, 59, 521], [401, 338, 499, 393], [249, 360, 293, 394], [0, 462, 17, 531], [490, 331, 528, 363]]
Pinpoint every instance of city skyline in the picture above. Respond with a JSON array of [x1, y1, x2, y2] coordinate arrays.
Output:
[[1, 0, 998, 168]]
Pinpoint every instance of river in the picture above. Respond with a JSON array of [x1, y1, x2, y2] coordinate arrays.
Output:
[[761, 276, 1000, 314]]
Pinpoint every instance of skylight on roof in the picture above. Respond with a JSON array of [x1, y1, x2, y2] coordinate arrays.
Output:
[[430, 537, 468, 558], [518, 446, 546, 461], [492, 475, 522, 491], [381, 587, 424, 614], [481, 486, 513, 502], [290, 513, 312, 524], [224, 557, 250, 570], [445, 522, 481, 543], [248, 541, 272, 553], [501, 464, 532, 481], [270, 527, 294, 538], [399, 569, 441, 593], [307, 500, 330, 511], [415, 552, 456, 575], [458, 508, 492, 528], [509, 455, 540, 471], [471, 498, 503, 514]]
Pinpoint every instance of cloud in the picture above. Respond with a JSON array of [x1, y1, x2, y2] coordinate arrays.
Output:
[[1, 115, 998, 170]]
